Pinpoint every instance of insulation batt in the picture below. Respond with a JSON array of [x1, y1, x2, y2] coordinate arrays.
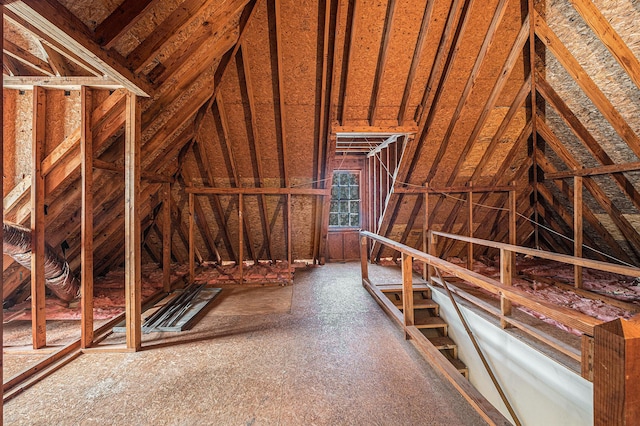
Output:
[[3, 221, 80, 302]]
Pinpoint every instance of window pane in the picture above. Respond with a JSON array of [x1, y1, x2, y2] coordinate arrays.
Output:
[[350, 186, 359, 199], [330, 201, 338, 213], [350, 213, 359, 226], [339, 213, 349, 226], [350, 201, 359, 213], [329, 171, 360, 228], [339, 173, 349, 185], [329, 213, 338, 226], [350, 173, 359, 186], [339, 201, 348, 213]]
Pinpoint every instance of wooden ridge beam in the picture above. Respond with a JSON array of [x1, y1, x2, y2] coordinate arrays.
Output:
[[5, 1, 153, 96]]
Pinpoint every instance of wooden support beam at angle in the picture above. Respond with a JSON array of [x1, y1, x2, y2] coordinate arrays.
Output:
[[5, 1, 153, 96], [124, 92, 142, 351], [536, 152, 634, 265], [270, 0, 289, 186], [80, 87, 94, 349], [367, 135, 398, 157], [368, 0, 396, 126], [3, 76, 122, 91], [545, 162, 640, 180], [397, 0, 435, 125], [41, 42, 75, 76], [238, 44, 274, 261], [3, 39, 54, 76], [94, 0, 158, 49], [31, 86, 46, 349], [567, 0, 640, 90], [538, 119, 640, 260], [126, 0, 227, 73], [337, 0, 358, 125], [534, 12, 640, 158]]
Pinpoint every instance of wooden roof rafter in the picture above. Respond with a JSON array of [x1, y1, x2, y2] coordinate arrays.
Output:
[[94, 0, 159, 49], [5, 0, 153, 96], [368, 0, 396, 126], [336, 0, 358, 126]]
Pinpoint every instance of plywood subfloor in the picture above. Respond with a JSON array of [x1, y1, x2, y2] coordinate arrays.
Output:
[[4, 262, 486, 425]]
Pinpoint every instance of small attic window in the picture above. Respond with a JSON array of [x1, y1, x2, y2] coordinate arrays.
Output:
[[329, 171, 360, 227]]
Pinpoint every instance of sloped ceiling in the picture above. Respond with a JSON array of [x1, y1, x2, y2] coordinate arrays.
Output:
[[2, 0, 640, 303]]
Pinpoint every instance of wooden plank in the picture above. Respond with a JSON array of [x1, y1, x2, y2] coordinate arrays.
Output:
[[31, 86, 46, 350], [80, 87, 94, 349], [337, 0, 358, 125], [534, 12, 640, 158], [124, 92, 141, 351], [545, 162, 640, 179], [568, 0, 640, 90], [332, 124, 418, 135], [126, 0, 219, 73], [574, 176, 583, 289], [270, 0, 289, 186], [467, 191, 473, 270], [94, 0, 158, 48], [238, 194, 244, 283], [3, 76, 122, 90], [5, 1, 152, 96], [368, 0, 396, 126], [394, 185, 515, 194], [188, 193, 195, 283], [401, 253, 414, 339], [500, 248, 512, 329], [397, 0, 435, 125], [162, 183, 171, 292], [185, 186, 328, 195], [41, 43, 74, 76], [3, 39, 54, 76]]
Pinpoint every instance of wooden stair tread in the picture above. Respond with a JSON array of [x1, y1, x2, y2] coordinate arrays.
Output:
[[428, 336, 457, 350], [414, 316, 448, 329], [444, 353, 468, 376], [377, 283, 430, 293], [393, 299, 439, 310]]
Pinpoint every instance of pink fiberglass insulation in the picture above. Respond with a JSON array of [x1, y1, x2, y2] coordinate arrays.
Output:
[[3, 221, 79, 302]]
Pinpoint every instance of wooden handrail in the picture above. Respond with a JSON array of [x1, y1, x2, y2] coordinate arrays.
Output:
[[361, 230, 601, 335], [432, 230, 640, 277]]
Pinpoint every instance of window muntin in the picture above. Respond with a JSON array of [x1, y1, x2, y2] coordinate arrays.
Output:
[[329, 171, 360, 227]]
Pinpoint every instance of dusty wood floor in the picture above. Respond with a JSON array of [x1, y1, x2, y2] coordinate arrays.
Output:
[[4, 262, 485, 425]]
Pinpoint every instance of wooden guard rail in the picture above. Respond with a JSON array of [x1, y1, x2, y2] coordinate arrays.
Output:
[[362, 230, 640, 425]]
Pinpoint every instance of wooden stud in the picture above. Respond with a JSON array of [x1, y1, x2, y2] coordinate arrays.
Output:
[[401, 253, 414, 339], [500, 248, 513, 329], [574, 176, 583, 289], [31, 86, 47, 350], [337, 0, 358, 125], [124, 92, 141, 351], [80, 86, 94, 349], [423, 184, 429, 281], [162, 183, 171, 292], [368, 0, 396, 126], [188, 193, 195, 283], [239, 194, 244, 284], [467, 189, 473, 271], [0, 16, 4, 415], [360, 235, 368, 282], [509, 184, 517, 273]]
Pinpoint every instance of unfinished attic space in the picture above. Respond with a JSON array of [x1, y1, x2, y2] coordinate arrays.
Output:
[[2, 0, 640, 424]]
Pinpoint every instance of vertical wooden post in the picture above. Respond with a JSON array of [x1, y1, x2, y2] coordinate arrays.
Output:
[[360, 234, 369, 282], [287, 190, 293, 282], [423, 184, 429, 281], [31, 86, 46, 349], [402, 253, 414, 339], [509, 184, 517, 274], [1, 17, 5, 412], [188, 192, 195, 283], [574, 175, 583, 289], [500, 248, 513, 329], [124, 92, 141, 351], [467, 189, 473, 270], [162, 183, 171, 292], [238, 193, 244, 284], [593, 317, 640, 425], [80, 86, 94, 349]]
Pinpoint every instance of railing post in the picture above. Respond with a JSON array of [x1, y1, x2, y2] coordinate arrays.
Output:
[[402, 253, 414, 339], [422, 184, 429, 281], [427, 230, 436, 283], [468, 188, 474, 270], [500, 248, 513, 329], [593, 316, 640, 425], [360, 234, 369, 282], [509, 183, 517, 274]]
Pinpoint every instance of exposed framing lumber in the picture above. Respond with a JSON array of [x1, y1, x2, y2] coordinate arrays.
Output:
[[574, 176, 583, 288], [538, 119, 640, 258], [3, 76, 122, 90], [31, 85, 46, 349], [534, 12, 640, 158], [80, 87, 94, 349], [337, 0, 358, 125], [5, 1, 152, 96], [0, 19, 3, 412], [162, 183, 172, 292], [237, 45, 274, 261], [269, 0, 289, 186], [94, 0, 158, 49], [567, 0, 640, 90], [124, 92, 142, 351], [545, 163, 640, 179], [397, 0, 435, 125], [189, 193, 195, 283], [3, 38, 54, 76], [41, 43, 75, 76], [368, 0, 396, 126]]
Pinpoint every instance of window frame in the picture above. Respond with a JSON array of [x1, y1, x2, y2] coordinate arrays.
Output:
[[328, 170, 361, 229]]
